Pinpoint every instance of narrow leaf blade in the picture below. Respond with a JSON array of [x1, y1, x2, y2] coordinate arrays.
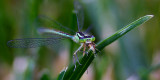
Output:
[[97, 15, 154, 50], [58, 15, 154, 80]]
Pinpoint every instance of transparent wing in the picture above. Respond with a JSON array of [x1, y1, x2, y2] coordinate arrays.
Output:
[[74, 1, 84, 32], [84, 25, 93, 34], [7, 16, 75, 48], [35, 15, 75, 36], [7, 38, 66, 48]]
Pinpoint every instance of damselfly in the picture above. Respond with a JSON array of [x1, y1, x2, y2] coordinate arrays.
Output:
[[7, 1, 97, 70]]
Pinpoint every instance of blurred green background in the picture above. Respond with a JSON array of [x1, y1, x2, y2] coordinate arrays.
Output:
[[0, 0, 160, 80]]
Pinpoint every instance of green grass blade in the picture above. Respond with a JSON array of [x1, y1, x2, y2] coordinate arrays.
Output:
[[140, 63, 160, 80], [97, 15, 153, 50], [57, 70, 66, 80], [58, 15, 153, 80]]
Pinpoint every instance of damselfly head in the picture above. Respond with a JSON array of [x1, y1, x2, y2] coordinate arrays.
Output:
[[74, 32, 95, 43]]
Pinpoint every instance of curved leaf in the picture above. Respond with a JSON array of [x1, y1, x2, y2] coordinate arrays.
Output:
[[58, 15, 154, 80]]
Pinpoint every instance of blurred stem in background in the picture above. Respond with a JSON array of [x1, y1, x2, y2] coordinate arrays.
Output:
[[0, 0, 14, 65], [69, 10, 77, 64]]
